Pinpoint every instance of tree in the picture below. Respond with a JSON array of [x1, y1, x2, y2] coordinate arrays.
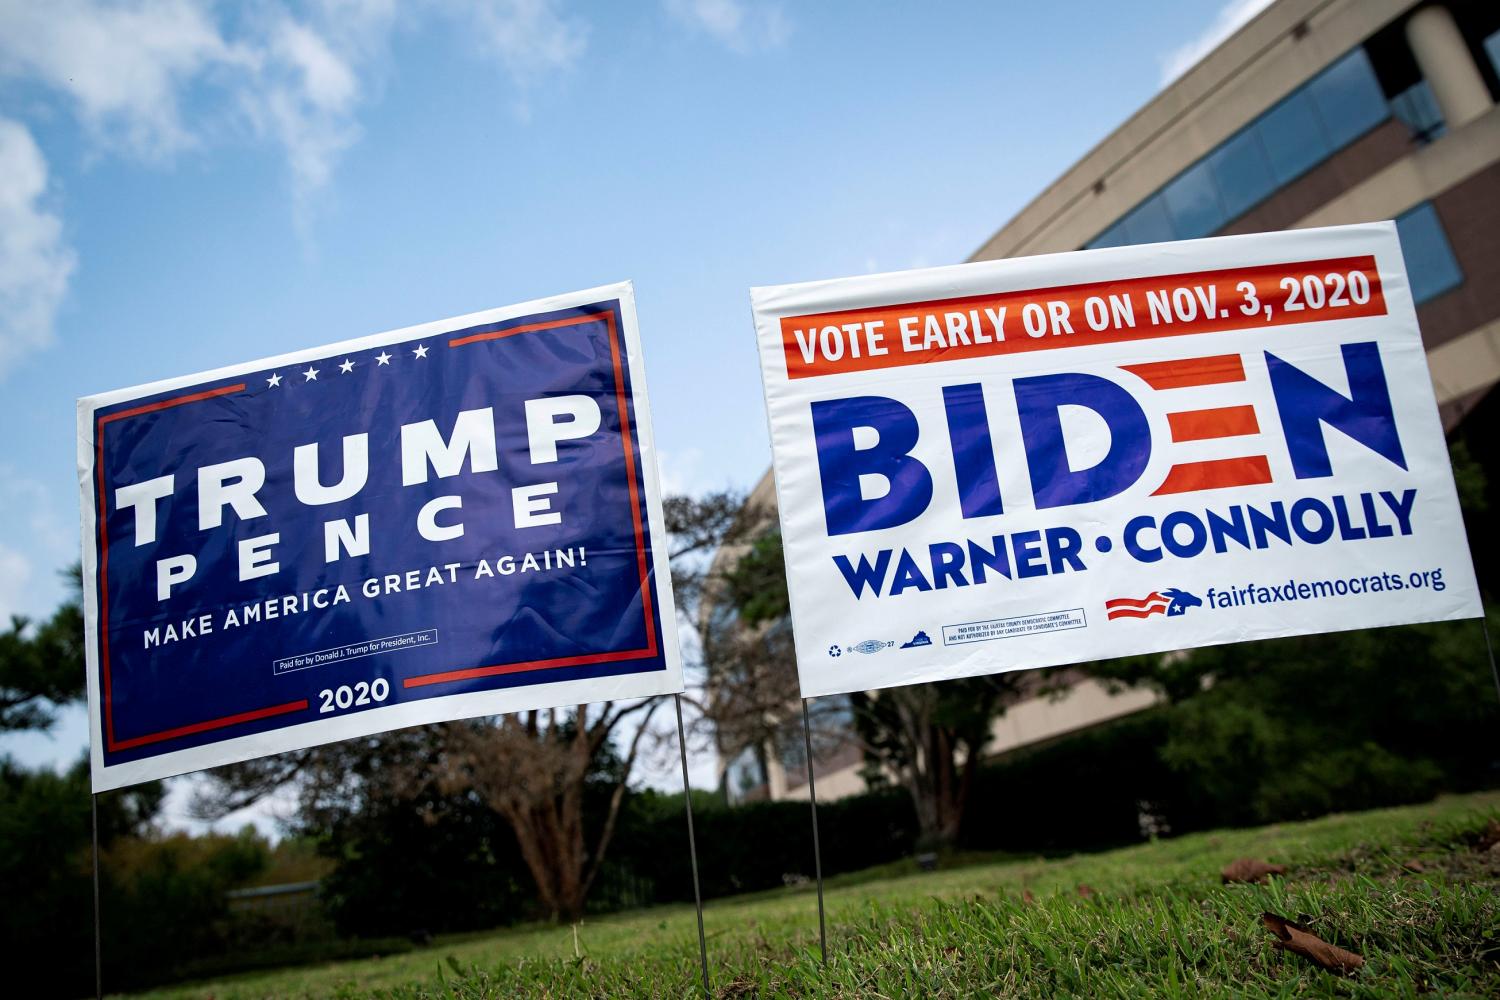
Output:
[[0, 566, 169, 994], [663, 489, 751, 623], [0, 758, 168, 995], [848, 677, 1018, 849], [1075, 439, 1500, 827], [404, 491, 750, 921], [308, 730, 532, 939], [197, 700, 664, 925], [697, 530, 805, 766], [701, 523, 1022, 849], [420, 703, 662, 921], [1082, 613, 1500, 827], [0, 565, 86, 731], [198, 490, 753, 922]]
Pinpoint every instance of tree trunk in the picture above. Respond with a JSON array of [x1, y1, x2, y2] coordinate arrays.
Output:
[[500, 793, 590, 922], [434, 701, 663, 924], [889, 689, 972, 850]]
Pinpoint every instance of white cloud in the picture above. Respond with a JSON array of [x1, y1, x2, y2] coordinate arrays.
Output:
[[250, 0, 407, 200], [0, 469, 76, 566], [313, 0, 400, 50], [0, 0, 591, 370], [462, 0, 588, 85], [1159, 0, 1275, 86], [0, 542, 34, 623], [0, 0, 591, 190], [243, 15, 366, 200], [656, 447, 706, 497], [666, 0, 789, 53], [0, 120, 75, 376], [161, 773, 298, 839], [279, 19, 361, 110], [0, 469, 74, 621], [0, 0, 247, 160], [0, 0, 371, 198]]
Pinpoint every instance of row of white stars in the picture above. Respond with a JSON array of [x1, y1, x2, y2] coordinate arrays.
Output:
[[265, 343, 431, 387]]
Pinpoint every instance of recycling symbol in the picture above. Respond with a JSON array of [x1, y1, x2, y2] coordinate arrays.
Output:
[[827, 644, 842, 658]]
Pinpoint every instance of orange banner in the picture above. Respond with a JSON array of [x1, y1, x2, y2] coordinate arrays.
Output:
[[779, 255, 1385, 379]]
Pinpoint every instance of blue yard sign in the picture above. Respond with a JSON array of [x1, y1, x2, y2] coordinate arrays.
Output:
[[78, 284, 682, 791]]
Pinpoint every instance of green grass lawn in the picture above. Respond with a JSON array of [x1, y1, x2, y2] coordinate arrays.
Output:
[[132, 791, 1500, 999]]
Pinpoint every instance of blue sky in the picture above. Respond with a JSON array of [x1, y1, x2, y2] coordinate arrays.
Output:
[[0, 0, 1264, 805]]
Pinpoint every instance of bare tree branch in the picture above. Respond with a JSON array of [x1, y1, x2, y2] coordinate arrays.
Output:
[[582, 697, 664, 897]]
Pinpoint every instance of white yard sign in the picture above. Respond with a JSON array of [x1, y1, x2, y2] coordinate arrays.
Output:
[[752, 224, 1481, 698]]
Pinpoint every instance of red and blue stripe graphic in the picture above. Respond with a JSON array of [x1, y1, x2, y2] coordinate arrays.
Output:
[[1104, 593, 1172, 620]]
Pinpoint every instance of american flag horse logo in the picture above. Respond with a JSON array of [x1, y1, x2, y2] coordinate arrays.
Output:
[[1105, 588, 1202, 621]]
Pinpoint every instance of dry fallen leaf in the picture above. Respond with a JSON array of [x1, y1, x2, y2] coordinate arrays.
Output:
[[1076, 883, 1095, 899], [1401, 858, 1426, 874], [1261, 912, 1364, 975], [1222, 858, 1286, 884], [1022, 889, 1035, 904]]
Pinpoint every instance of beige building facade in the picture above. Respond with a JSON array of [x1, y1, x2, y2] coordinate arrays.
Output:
[[976, 0, 1500, 425], [721, 0, 1500, 803]]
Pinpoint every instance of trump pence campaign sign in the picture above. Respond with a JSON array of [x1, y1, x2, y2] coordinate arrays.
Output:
[[752, 224, 1482, 698], [79, 283, 682, 790]]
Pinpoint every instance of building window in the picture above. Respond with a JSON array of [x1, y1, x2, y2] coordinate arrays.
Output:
[[1390, 80, 1446, 143], [1305, 48, 1389, 149], [724, 745, 768, 802], [1087, 47, 1392, 249], [1088, 220, 1128, 249], [1118, 193, 1175, 245], [1162, 160, 1227, 238], [1394, 202, 1463, 304], [778, 734, 807, 775], [1207, 129, 1276, 220], [1258, 89, 1327, 184]]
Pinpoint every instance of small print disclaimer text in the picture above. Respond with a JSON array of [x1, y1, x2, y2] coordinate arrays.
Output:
[[274, 629, 439, 675], [942, 609, 1086, 646]]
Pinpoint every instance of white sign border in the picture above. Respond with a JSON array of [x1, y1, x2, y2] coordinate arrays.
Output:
[[751, 223, 1483, 698]]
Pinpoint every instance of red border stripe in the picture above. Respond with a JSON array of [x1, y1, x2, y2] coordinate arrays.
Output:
[[404, 648, 655, 689], [97, 305, 662, 753], [109, 700, 309, 751], [402, 308, 659, 689], [100, 383, 247, 425], [448, 315, 606, 347], [96, 383, 246, 751]]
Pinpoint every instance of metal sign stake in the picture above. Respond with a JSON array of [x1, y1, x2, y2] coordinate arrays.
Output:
[[92, 791, 102, 1000], [673, 694, 711, 998], [1483, 614, 1499, 705], [801, 696, 828, 966]]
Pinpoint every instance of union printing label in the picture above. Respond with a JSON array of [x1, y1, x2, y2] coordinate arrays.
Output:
[[941, 609, 1087, 646]]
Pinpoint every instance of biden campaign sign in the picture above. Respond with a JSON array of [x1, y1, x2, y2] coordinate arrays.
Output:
[[79, 283, 682, 791], [752, 224, 1481, 699]]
